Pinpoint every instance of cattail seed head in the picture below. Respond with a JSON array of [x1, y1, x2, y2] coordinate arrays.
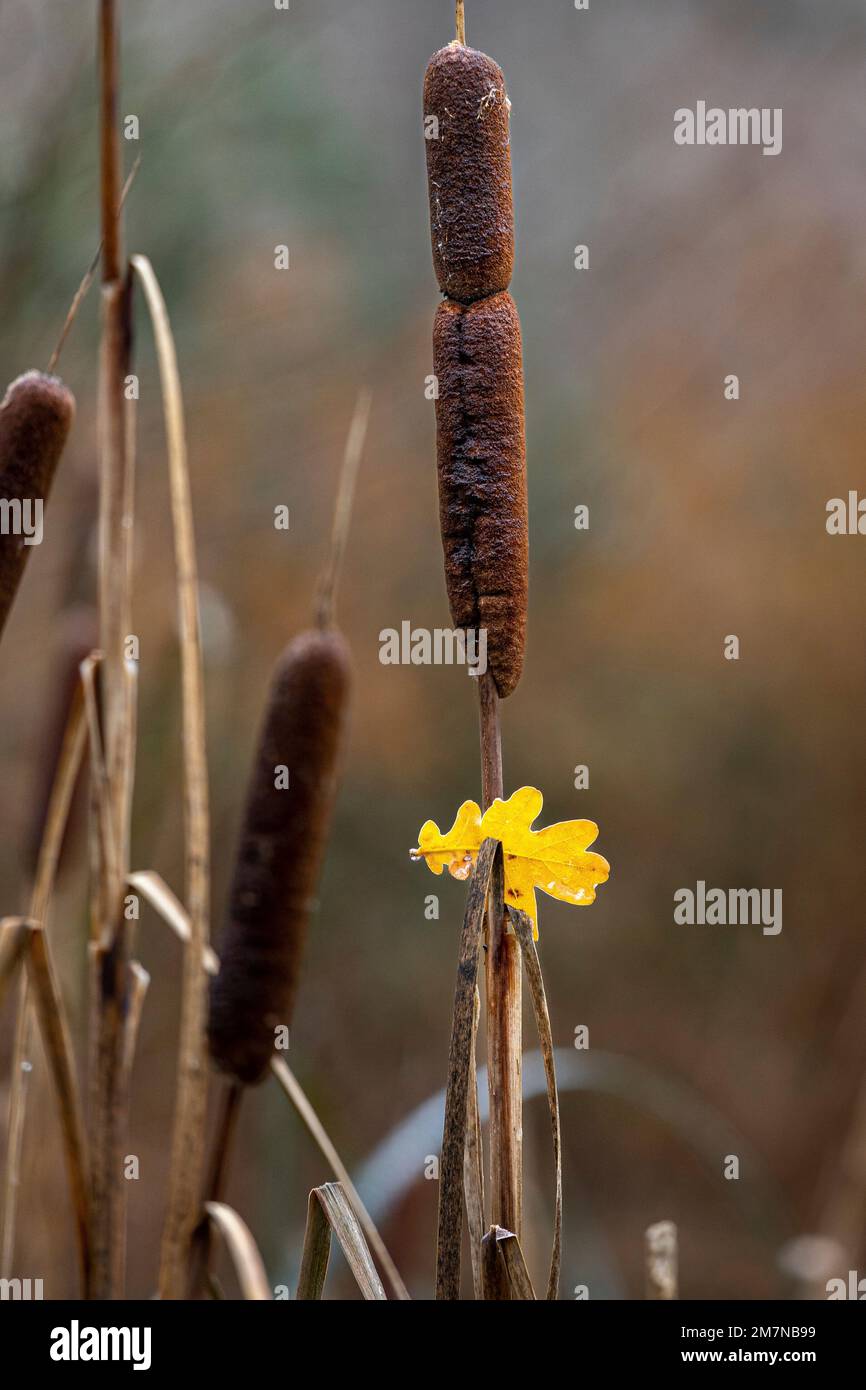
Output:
[[424, 43, 514, 304], [208, 629, 351, 1085], [0, 371, 75, 640], [433, 291, 528, 698]]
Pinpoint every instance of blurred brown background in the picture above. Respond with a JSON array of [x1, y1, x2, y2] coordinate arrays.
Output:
[[1, 0, 865, 1298]]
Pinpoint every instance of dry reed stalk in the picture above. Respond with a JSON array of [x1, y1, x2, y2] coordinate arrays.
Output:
[[25, 923, 92, 1295], [1, 660, 88, 1281], [88, 0, 138, 1300], [435, 837, 496, 1298], [424, 18, 528, 1258], [462, 985, 485, 1298], [0, 917, 91, 1294], [130, 254, 211, 1300]]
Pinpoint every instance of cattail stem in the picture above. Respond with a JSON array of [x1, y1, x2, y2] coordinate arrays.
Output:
[[478, 671, 522, 1243], [99, 1, 121, 285], [91, 0, 135, 1300], [188, 1081, 243, 1297], [456, 2, 466, 46]]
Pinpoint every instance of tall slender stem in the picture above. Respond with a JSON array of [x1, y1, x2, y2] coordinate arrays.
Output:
[[91, 0, 134, 1299], [99, 1, 121, 284], [456, 2, 466, 46], [188, 1082, 243, 1297], [477, 671, 522, 1246]]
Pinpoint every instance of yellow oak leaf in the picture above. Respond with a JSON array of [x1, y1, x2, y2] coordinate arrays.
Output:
[[412, 786, 609, 937], [411, 799, 483, 880], [480, 787, 609, 937]]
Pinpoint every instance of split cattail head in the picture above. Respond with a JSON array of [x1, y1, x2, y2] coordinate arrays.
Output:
[[433, 291, 528, 698], [0, 371, 75, 640], [424, 42, 514, 304], [208, 629, 351, 1085]]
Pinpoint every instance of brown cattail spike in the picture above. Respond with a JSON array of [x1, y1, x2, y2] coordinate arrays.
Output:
[[433, 291, 528, 699], [424, 44, 514, 304], [208, 630, 351, 1086], [0, 372, 75, 642]]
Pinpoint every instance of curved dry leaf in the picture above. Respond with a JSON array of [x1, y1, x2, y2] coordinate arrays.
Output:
[[205, 1201, 271, 1301], [297, 1183, 386, 1301]]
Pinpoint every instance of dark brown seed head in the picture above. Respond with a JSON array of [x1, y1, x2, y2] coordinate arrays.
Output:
[[424, 43, 514, 304], [0, 371, 75, 641], [208, 629, 351, 1085], [433, 291, 528, 699]]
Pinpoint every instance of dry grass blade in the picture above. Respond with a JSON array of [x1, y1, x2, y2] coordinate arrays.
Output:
[[0, 919, 31, 1012], [82, 641, 131, 1296], [494, 1226, 536, 1300], [131, 254, 211, 1299], [296, 1188, 332, 1300], [204, 1201, 271, 1301], [463, 985, 485, 1299], [47, 156, 140, 375], [118, 961, 149, 1118], [96, 276, 132, 866], [2, 674, 88, 1278], [435, 836, 497, 1300], [129, 867, 408, 1299], [297, 1183, 386, 1301], [127, 869, 219, 975], [508, 906, 562, 1300], [480, 1224, 511, 1300], [271, 1058, 409, 1300], [315, 389, 371, 629], [645, 1220, 678, 1299], [25, 924, 91, 1296]]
